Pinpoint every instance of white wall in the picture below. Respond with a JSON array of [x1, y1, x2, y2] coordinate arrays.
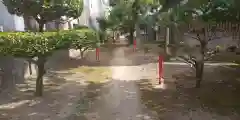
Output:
[[13, 15, 25, 31], [78, 0, 90, 26], [0, 2, 24, 31], [87, 0, 109, 30], [0, 0, 109, 31]]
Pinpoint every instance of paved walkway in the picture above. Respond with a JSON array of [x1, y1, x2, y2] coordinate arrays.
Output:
[[67, 46, 240, 120], [1, 46, 238, 120], [68, 47, 157, 120]]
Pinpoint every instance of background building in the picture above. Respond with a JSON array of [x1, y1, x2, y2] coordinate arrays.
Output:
[[0, 1, 25, 31], [0, 0, 109, 31]]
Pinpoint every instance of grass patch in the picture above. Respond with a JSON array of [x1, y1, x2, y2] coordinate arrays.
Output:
[[69, 66, 111, 83]]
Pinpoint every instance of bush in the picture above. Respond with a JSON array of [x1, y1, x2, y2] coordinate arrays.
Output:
[[0, 29, 98, 96], [0, 29, 98, 57], [60, 29, 98, 57], [0, 32, 67, 57], [0, 32, 71, 96], [73, 25, 89, 30]]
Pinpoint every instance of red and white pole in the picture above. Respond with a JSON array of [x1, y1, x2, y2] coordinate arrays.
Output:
[[158, 55, 164, 84], [133, 39, 136, 52]]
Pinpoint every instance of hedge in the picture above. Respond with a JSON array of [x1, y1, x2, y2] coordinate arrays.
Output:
[[0, 29, 98, 96]]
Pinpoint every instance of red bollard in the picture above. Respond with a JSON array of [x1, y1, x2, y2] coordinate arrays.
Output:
[[96, 48, 100, 61], [133, 40, 136, 52], [158, 55, 163, 84]]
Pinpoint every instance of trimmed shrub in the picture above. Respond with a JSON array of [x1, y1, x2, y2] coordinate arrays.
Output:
[[0, 29, 98, 96]]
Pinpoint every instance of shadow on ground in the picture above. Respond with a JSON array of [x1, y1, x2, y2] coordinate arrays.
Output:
[[65, 81, 111, 120], [0, 71, 84, 120], [137, 65, 240, 119], [65, 79, 160, 120]]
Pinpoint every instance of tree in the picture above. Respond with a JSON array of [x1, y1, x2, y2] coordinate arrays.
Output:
[[0, 32, 70, 96], [3, 0, 83, 32], [97, 9, 123, 43], [0, 30, 98, 96], [107, 0, 155, 44], [168, 0, 232, 88], [63, 29, 98, 58]]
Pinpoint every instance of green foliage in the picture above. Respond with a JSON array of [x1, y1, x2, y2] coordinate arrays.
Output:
[[61, 29, 98, 51], [0, 32, 68, 58], [3, 0, 83, 21], [0, 29, 98, 96], [107, 0, 183, 32], [0, 29, 98, 58], [160, 0, 238, 24], [2, 0, 83, 31], [97, 18, 110, 32], [74, 25, 89, 30], [199, 0, 240, 23]]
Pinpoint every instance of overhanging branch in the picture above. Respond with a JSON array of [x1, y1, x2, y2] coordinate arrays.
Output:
[[177, 55, 196, 69], [184, 33, 201, 41], [26, 58, 37, 65], [204, 50, 218, 61]]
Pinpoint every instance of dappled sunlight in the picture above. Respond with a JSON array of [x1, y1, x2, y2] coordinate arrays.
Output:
[[0, 70, 88, 120], [67, 79, 159, 120], [136, 65, 240, 119], [111, 66, 144, 81], [2, 44, 240, 119], [153, 83, 167, 90], [0, 100, 30, 110], [68, 66, 111, 83]]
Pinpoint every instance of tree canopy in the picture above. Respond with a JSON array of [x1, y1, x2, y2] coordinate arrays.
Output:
[[2, 0, 83, 31]]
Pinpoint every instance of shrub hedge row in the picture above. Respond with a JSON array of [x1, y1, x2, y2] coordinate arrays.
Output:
[[0, 29, 98, 58], [0, 28, 99, 96]]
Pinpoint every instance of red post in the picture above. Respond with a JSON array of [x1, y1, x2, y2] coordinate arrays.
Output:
[[158, 55, 163, 84], [133, 39, 136, 52], [96, 48, 100, 61]]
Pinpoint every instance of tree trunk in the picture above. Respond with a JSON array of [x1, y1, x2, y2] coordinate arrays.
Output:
[[195, 28, 206, 88], [165, 27, 171, 55], [112, 31, 115, 43], [39, 23, 44, 32], [135, 24, 141, 48], [129, 26, 135, 45], [28, 61, 32, 75], [35, 57, 46, 96], [147, 24, 154, 41], [195, 61, 204, 88], [23, 15, 32, 31], [80, 50, 84, 59], [68, 22, 72, 29], [55, 20, 60, 31], [99, 32, 105, 44]]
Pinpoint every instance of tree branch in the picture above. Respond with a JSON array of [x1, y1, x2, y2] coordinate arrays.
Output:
[[208, 36, 221, 41], [34, 16, 41, 23], [208, 32, 221, 42], [204, 50, 218, 61], [177, 55, 196, 69], [82, 47, 89, 52], [184, 33, 200, 41], [53, 18, 75, 25], [26, 58, 37, 65]]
